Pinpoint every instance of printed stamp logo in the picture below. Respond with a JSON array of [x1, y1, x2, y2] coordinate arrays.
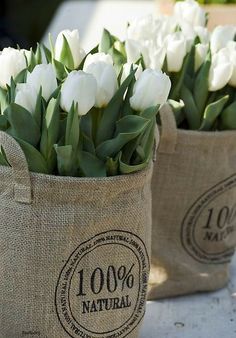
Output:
[[181, 174, 236, 264], [55, 230, 149, 338]]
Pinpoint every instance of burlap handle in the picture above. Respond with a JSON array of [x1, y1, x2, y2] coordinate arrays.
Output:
[[0, 131, 32, 204], [158, 104, 177, 154]]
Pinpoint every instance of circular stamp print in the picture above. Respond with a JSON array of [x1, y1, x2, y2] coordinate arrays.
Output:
[[55, 230, 149, 338], [181, 174, 236, 264]]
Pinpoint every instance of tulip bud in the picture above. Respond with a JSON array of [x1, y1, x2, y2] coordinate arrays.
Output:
[[121, 63, 143, 84], [195, 43, 209, 72], [209, 48, 233, 92], [174, 0, 206, 27], [61, 71, 97, 116], [15, 83, 38, 113], [165, 32, 187, 73], [83, 52, 113, 69], [0, 48, 27, 89], [226, 42, 236, 88], [84, 61, 118, 108], [211, 25, 236, 54], [27, 64, 58, 101], [55, 29, 86, 69], [130, 69, 171, 111]]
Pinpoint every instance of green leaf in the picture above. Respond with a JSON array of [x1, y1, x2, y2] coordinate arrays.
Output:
[[0, 115, 8, 131], [53, 58, 67, 80], [96, 115, 149, 160], [14, 137, 48, 174], [0, 146, 9, 166], [119, 151, 150, 174], [140, 105, 159, 120], [0, 87, 8, 113], [106, 156, 119, 176], [194, 53, 211, 117], [40, 96, 60, 172], [54, 144, 73, 176], [65, 103, 80, 151], [168, 99, 185, 126], [96, 70, 136, 145], [35, 43, 42, 64], [5, 103, 40, 146], [14, 68, 27, 84], [59, 34, 74, 70], [42, 44, 52, 63], [79, 151, 106, 177], [170, 51, 192, 101], [108, 46, 126, 74], [99, 29, 115, 53], [121, 66, 136, 117], [200, 95, 229, 131], [181, 85, 201, 130], [220, 101, 236, 130]]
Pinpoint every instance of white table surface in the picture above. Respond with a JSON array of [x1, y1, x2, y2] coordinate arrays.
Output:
[[140, 254, 236, 338], [44, 0, 155, 51]]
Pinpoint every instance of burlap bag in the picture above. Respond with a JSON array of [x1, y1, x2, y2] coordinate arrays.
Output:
[[0, 131, 153, 338], [149, 105, 236, 299]]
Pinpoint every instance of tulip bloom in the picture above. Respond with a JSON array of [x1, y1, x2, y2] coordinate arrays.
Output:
[[84, 61, 118, 108], [61, 71, 97, 116], [174, 0, 206, 27], [27, 64, 58, 101], [130, 69, 171, 111], [15, 83, 38, 114], [55, 29, 86, 69], [165, 32, 187, 73], [83, 52, 113, 69], [211, 25, 236, 54], [0, 48, 27, 89], [209, 48, 233, 92]]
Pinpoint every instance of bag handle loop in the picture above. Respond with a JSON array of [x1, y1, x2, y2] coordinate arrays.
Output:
[[0, 132, 32, 204], [158, 103, 178, 154]]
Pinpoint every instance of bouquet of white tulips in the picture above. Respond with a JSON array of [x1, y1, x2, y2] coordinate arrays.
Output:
[[0, 30, 170, 177], [101, 0, 236, 131]]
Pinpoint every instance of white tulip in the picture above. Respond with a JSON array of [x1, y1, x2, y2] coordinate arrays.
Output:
[[209, 48, 233, 92], [125, 39, 143, 64], [195, 43, 209, 72], [149, 45, 166, 71], [165, 32, 187, 72], [15, 83, 38, 113], [0, 48, 27, 89], [121, 63, 143, 84], [27, 64, 58, 101], [127, 15, 157, 42], [84, 61, 118, 108], [61, 71, 97, 116], [211, 25, 236, 54], [83, 52, 113, 69], [226, 41, 236, 88], [55, 29, 86, 69], [194, 26, 210, 44], [130, 69, 171, 111], [174, 0, 206, 27]]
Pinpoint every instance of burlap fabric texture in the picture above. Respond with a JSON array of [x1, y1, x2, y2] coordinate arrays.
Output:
[[149, 104, 236, 299], [0, 131, 153, 338]]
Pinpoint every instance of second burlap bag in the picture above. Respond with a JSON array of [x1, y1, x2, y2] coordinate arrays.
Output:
[[149, 104, 236, 299]]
